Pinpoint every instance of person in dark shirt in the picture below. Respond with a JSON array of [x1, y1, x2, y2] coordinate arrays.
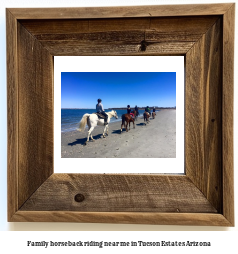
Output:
[[135, 105, 139, 116], [127, 105, 134, 118], [127, 105, 131, 114]]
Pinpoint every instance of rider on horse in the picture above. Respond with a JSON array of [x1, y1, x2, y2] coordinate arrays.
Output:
[[135, 105, 139, 116], [96, 98, 108, 125], [145, 106, 151, 116], [127, 105, 134, 119]]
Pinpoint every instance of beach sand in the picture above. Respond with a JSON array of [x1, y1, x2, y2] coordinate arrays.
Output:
[[61, 109, 176, 158]]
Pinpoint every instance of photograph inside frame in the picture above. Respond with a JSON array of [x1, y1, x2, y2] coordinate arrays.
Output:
[[61, 72, 176, 159], [54, 56, 184, 174]]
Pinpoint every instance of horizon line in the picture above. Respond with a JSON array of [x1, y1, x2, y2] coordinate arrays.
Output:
[[61, 106, 176, 109]]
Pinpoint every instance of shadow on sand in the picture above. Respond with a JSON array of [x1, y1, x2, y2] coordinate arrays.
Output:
[[111, 129, 122, 134], [68, 134, 103, 146], [136, 123, 146, 126]]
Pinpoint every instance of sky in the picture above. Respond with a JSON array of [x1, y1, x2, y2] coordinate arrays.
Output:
[[61, 72, 176, 109]]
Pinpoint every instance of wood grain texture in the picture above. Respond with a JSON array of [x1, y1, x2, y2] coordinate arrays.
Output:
[[222, 4, 235, 226], [8, 3, 233, 19], [20, 16, 218, 34], [11, 211, 232, 226], [20, 174, 217, 213], [6, 9, 18, 221], [186, 18, 223, 212], [19, 17, 218, 56], [37, 41, 193, 56], [18, 23, 54, 208]]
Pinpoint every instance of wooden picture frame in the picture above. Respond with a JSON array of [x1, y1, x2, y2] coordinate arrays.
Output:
[[7, 3, 234, 226]]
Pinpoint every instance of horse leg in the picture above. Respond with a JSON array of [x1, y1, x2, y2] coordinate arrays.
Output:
[[129, 121, 130, 131], [126, 121, 128, 132], [102, 125, 107, 138], [84, 129, 90, 145], [90, 132, 95, 141], [87, 126, 95, 142]]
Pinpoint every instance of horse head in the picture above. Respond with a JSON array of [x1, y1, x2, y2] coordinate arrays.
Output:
[[111, 110, 118, 119], [113, 110, 118, 119]]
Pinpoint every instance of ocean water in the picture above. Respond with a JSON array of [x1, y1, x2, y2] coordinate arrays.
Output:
[[61, 109, 145, 132]]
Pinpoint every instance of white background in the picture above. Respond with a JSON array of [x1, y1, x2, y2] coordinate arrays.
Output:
[[0, 0, 237, 253], [54, 56, 184, 173]]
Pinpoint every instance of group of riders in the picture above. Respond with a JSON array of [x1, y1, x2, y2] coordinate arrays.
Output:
[[96, 98, 156, 125], [126, 104, 155, 118]]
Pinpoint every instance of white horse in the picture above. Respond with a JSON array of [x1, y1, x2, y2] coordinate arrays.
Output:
[[78, 110, 118, 145]]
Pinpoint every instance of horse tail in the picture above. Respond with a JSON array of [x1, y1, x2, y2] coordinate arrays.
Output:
[[122, 114, 126, 126], [78, 114, 90, 131]]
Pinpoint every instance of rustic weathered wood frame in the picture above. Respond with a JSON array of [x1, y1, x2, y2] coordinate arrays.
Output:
[[7, 4, 234, 226]]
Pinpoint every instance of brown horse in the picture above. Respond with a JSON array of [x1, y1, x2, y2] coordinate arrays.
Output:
[[132, 109, 139, 121], [121, 114, 135, 133], [143, 112, 150, 125], [152, 112, 156, 119]]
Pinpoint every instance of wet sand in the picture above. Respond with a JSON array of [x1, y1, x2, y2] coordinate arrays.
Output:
[[61, 109, 176, 158]]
